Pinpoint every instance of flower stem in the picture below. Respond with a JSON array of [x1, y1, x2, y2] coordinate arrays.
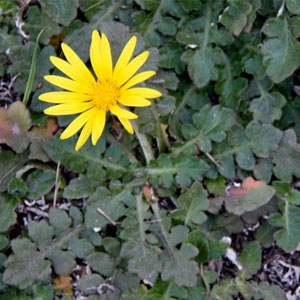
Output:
[[132, 120, 154, 165], [106, 132, 139, 165], [151, 201, 174, 263], [23, 28, 44, 106], [136, 193, 147, 256], [151, 103, 168, 153]]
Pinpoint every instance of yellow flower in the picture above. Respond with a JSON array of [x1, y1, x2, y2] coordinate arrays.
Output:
[[39, 30, 161, 151]]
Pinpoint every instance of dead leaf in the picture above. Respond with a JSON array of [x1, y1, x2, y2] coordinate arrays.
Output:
[[53, 275, 73, 297], [0, 101, 31, 152], [227, 177, 263, 197]]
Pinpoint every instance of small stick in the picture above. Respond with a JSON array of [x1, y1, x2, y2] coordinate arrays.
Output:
[[26, 207, 49, 218], [53, 161, 61, 207], [97, 208, 116, 226]]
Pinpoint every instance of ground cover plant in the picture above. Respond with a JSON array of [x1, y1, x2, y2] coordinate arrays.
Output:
[[1, 0, 300, 299]]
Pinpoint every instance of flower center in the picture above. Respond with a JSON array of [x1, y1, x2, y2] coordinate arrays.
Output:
[[91, 80, 120, 111]]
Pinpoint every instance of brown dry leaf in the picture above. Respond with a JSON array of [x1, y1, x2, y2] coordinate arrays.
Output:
[[160, 123, 170, 148], [49, 33, 65, 52], [45, 117, 58, 137], [225, 176, 275, 215], [53, 275, 73, 297], [228, 177, 263, 197], [0, 101, 31, 153]]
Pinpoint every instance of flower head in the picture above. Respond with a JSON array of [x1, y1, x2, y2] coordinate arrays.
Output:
[[39, 30, 161, 151]]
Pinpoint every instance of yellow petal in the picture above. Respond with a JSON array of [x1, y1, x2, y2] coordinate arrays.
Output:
[[109, 105, 138, 119], [118, 117, 134, 134], [100, 33, 113, 79], [61, 43, 95, 83], [121, 71, 156, 90], [122, 87, 162, 98], [90, 30, 103, 80], [118, 96, 151, 107], [60, 108, 96, 140], [75, 117, 94, 151], [44, 75, 92, 94], [113, 36, 137, 78], [116, 51, 149, 86], [44, 102, 93, 115], [39, 92, 92, 103], [91, 109, 106, 145], [50, 56, 95, 86]]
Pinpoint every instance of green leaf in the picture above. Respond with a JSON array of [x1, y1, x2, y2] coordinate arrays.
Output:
[[174, 156, 209, 187], [69, 206, 83, 226], [43, 136, 129, 176], [270, 201, 300, 251], [49, 207, 72, 233], [0, 150, 27, 192], [239, 241, 261, 276], [63, 175, 100, 199], [177, 104, 236, 154], [68, 237, 94, 259], [32, 283, 54, 300], [23, 6, 60, 44], [40, 0, 79, 26], [273, 129, 300, 181], [156, 16, 177, 36], [135, 0, 160, 11], [249, 91, 286, 124], [253, 157, 273, 182], [149, 154, 173, 188], [251, 282, 287, 300], [184, 48, 219, 89], [3, 218, 83, 288], [47, 249, 76, 276], [262, 17, 300, 83], [281, 100, 300, 135], [128, 248, 162, 284], [155, 96, 176, 116], [291, 16, 300, 37], [26, 169, 56, 200], [0, 194, 20, 233], [3, 238, 52, 289], [149, 154, 209, 189], [179, 0, 201, 12], [187, 231, 209, 263], [102, 237, 121, 257], [167, 225, 189, 247], [28, 220, 54, 249], [76, 274, 104, 296], [86, 252, 115, 277], [254, 222, 277, 248], [210, 279, 237, 300], [161, 243, 199, 287], [7, 177, 28, 197], [219, 0, 253, 36], [225, 177, 275, 216], [215, 66, 248, 109], [287, 0, 300, 14], [246, 121, 282, 157], [273, 181, 300, 204], [114, 271, 139, 294], [85, 188, 127, 228], [227, 125, 255, 170], [0, 234, 9, 251], [217, 121, 282, 173], [8, 43, 55, 93], [172, 182, 208, 225], [159, 41, 185, 71], [0, 27, 21, 53]]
